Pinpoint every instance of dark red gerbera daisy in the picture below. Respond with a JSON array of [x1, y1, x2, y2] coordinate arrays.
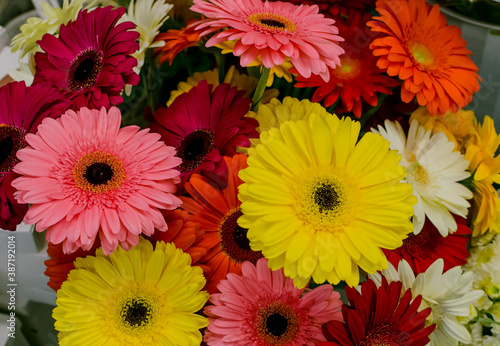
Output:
[[0, 81, 68, 231], [294, 13, 398, 118], [384, 215, 470, 275], [271, 0, 376, 17], [33, 6, 140, 110], [150, 80, 258, 189], [319, 278, 435, 346]]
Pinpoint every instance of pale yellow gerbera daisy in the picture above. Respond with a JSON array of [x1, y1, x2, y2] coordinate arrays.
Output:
[[238, 112, 416, 288], [369, 259, 484, 346], [373, 120, 473, 236], [53, 237, 209, 345], [216, 40, 294, 87], [166, 65, 278, 106]]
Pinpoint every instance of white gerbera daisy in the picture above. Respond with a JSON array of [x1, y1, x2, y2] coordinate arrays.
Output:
[[373, 120, 473, 236], [369, 259, 484, 346]]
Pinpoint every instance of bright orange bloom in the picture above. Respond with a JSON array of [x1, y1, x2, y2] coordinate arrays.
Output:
[[154, 19, 202, 65], [180, 154, 263, 294], [368, 0, 480, 115]]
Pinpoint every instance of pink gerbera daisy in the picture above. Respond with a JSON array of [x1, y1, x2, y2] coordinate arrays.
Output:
[[204, 258, 343, 345], [12, 107, 182, 255], [0, 81, 68, 231], [190, 0, 344, 81], [33, 6, 140, 110], [150, 80, 258, 188]]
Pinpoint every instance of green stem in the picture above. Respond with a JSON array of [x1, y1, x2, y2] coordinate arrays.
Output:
[[180, 51, 194, 76], [214, 51, 226, 84], [251, 67, 271, 112]]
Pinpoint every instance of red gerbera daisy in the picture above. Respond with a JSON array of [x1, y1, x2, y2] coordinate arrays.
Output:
[[190, 0, 344, 81], [294, 13, 399, 118], [0, 81, 68, 231], [367, 0, 480, 115], [33, 6, 140, 110], [271, 0, 376, 17], [180, 154, 263, 294], [154, 18, 203, 65], [383, 215, 470, 275], [150, 80, 258, 188], [319, 278, 435, 346]]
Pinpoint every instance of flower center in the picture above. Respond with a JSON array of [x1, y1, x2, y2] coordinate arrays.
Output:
[[177, 129, 215, 172], [402, 221, 437, 254], [73, 151, 125, 193], [0, 124, 26, 178], [256, 302, 300, 345], [219, 208, 263, 264], [68, 48, 103, 92], [334, 56, 361, 80], [299, 174, 354, 232], [248, 13, 296, 32], [409, 42, 435, 68], [116, 290, 158, 336], [360, 323, 407, 345], [407, 162, 430, 186]]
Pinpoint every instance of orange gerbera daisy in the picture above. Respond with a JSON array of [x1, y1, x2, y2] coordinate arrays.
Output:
[[154, 19, 203, 65], [180, 154, 263, 294], [367, 0, 480, 115]]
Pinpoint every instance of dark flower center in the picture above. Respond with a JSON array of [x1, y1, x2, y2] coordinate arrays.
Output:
[[68, 49, 103, 92], [257, 302, 300, 345], [259, 19, 286, 29], [0, 125, 26, 178], [177, 129, 215, 172], [360, 323, 407, 345], [218, 208, 263, 264], [121, 297, 153, 328], [313, 182, 339, 213], [85, 162, 114, 185]]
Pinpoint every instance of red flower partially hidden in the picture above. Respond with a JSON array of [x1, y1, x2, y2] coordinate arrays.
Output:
[[294, 14, 398, 118], [319, 279, 435, 346], [384, 215, 470, 275], [33, 6, 140, 110], [180, 154, 263, 294], [272, 0, 376, 17], [150, 80, 258, 189], [0, 81, 68, 231], [367, 0, 480, 115]]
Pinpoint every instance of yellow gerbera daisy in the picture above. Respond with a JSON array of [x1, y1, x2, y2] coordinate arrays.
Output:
[[242, 96, 331, 152], [166, 65, 278, 106], [409, 107, 479, 152], [465, 116, 500, 236], [238, 112, 416, 288], [216, 40, 294, 87], [53, 237, 209, 346]]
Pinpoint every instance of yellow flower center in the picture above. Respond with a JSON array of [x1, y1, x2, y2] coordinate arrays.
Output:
[[334, 56, 361, 80], [73, 151, 125, 193], [298, 173, 356, 232], [256, 302, 300, 345], [407, 161, 430, 186], [410, 42, 435, 67], [248, 13, 296, 32]]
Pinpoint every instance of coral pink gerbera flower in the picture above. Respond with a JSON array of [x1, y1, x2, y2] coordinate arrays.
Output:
[[204, 258, 343, 345], [33, 6, 140, 110], [150, 80, 258, 188], [319, 278, 435, 346], [294, 13, 399, 118], [12, 107, 182, 255], [190, 0, 344, 81], [0, 81, 69, 231]]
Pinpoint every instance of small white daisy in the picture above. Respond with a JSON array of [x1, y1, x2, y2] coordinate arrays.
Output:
[[369, 259, 484, 346], [373, 120, 473, 236]]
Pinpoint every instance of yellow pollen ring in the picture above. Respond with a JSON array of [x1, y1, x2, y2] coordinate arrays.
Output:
[[410, 42, 435, 67], [256, 302, 299, 344], [73, 151, 125, 194], [248, 13, 296, 32]]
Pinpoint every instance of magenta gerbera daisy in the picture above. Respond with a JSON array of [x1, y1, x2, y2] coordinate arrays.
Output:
[[12, 106, 182, 255], [319, 278, 435, 346], [33, 6, 140, 110], [204, 258, 343, 345], [0, 81, 68, 231], [150, 80, 258, 188], [190, 0, 345, 81]]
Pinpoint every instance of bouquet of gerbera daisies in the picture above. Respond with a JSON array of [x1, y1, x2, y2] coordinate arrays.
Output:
[[1, 0, 499, 344]]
